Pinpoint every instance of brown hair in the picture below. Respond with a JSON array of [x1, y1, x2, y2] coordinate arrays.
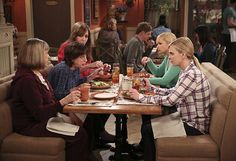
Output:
[[68, 22, 92, 61], [18, 38, 49, 70], [169, 37, 201, 68], [135, 22, 152, 34]]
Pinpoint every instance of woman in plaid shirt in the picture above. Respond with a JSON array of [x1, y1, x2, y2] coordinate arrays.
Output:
[[130, 37, 211, 161]]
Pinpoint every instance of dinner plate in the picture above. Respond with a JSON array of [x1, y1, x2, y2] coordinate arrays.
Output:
[[91, 81, 111, 89], [93, 92, 117, 100], [91, 84, 111, 89]]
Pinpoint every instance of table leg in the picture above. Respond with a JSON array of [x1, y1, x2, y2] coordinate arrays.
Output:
[[109, 114, 132, 161]]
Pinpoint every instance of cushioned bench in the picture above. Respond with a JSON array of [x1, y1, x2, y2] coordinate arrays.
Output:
[[0, 79, 65, 161], [155, 62, 236, 161]]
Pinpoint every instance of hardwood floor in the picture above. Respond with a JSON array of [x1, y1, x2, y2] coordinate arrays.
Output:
[[93, 115, 143, 161]]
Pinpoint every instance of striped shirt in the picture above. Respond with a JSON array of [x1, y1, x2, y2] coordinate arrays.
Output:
[[139, 61, 211, 133]]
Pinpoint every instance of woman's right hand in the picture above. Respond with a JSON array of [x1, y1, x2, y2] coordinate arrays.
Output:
[[60, 90, 81, 106], [141, 57, 150, 65]]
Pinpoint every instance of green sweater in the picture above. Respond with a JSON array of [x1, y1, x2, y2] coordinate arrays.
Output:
[[147, 55, 180, 88]]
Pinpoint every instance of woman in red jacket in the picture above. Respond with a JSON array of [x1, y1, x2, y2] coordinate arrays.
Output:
[[58, 22, 110, 77]]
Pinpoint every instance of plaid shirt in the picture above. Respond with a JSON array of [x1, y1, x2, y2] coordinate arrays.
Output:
[[139, 61, 211, 133]]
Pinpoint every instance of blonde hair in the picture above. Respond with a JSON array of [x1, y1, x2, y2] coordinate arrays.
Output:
[[18, 38, 49, 70], [169, 37, 201, 68], [157, 32, 176, 44]]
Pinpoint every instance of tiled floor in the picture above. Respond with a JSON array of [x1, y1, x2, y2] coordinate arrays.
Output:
[[93, 115, 142, 161]]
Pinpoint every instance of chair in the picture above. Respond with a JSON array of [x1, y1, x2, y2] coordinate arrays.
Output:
[[214, 45, 226, 70]]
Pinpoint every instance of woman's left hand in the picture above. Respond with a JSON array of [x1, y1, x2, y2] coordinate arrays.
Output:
[[103, 63, 111, 73], [129, 88, 140, 100]]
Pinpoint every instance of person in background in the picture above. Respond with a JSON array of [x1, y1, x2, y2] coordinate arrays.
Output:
[[95, 18, 121, 66], [142, 32, 180, 88], [194, 25, 216, 63], [152, 15, 171, 41], [10, 38, 90, 161], [130, 37, 211, 161], [122, 22, 153, 74], [221, 0, 236, 72], [57, 22, 106, 77], [49, 42, 114, 149]]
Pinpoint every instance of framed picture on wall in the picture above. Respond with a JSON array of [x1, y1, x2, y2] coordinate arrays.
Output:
[[84, 0, 91, 26]]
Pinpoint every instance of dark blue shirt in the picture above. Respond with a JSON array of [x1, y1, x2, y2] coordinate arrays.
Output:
[[48, 62, 87, 100]]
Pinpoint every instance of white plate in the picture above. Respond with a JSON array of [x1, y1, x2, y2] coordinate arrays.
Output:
[[93, 93, 117, 99]]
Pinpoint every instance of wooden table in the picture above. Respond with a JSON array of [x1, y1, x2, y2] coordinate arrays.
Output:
[[64, 101, 161, 161]]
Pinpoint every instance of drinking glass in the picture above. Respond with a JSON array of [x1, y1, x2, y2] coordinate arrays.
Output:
[[127, 63, 134, 77], [112, 63, 120, 84]]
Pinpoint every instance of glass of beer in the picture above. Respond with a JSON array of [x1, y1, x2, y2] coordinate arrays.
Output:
[[80, 85, 90, 102], [112, 63, 120, 84], [127, 64, 134, 77]]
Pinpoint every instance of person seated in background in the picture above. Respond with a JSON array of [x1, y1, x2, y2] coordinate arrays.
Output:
[[57, 22, 108, 77], [194, 25, 216, 63], [95, 18, 121, 67], [141, 32, 180, 88], [48, 42, 114, 149], [130, 37, 211, 161], [10, 38, 90, 161], [122, 22, 153, 74], [152, 15, 171, 41]]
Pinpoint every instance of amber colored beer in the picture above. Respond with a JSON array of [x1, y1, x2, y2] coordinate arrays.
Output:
[[80, 86, 90, 101]]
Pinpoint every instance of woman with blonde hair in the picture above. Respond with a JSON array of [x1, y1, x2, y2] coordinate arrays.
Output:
[[141, 32, 180, 88], [130, 37, 211, 161], [10, 38, 89, 161]]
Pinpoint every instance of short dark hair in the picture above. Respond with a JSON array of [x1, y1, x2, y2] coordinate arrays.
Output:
[[136, 22, 152, 34], [64, 42, 87, 67]]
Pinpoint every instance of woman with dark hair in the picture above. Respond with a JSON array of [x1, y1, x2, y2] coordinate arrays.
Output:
[[194, 25, 216, 63], [49, 42, 114, 149]]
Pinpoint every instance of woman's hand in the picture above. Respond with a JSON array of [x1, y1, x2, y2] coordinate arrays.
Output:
[[143, 78, 151, 88], [68, 112, 83, 126], [87, 67, 103, 82], [103, 63, 111, 73], [89, 61, 103, 68], [129, 88, 140, 100], [141, 57, 150, 65], [60, 90, 81, 106]]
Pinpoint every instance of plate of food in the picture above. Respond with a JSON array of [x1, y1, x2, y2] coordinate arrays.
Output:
[[93, 92, 117, 100], [133, 72, 150, 78], [91, 81, 111, 89]]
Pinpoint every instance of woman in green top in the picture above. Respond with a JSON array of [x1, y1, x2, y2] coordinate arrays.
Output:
[[142, 32, 180, 88]]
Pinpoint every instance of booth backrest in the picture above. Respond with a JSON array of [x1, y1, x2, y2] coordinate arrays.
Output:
[[201, 62, 236, 161], [0, 81, 12, 141]]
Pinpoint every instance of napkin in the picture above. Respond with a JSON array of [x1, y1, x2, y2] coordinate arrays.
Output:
[[46, 113, 80, 136]]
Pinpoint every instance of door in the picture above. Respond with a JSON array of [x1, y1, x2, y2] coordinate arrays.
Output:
[[32, 0, 71, 48]]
